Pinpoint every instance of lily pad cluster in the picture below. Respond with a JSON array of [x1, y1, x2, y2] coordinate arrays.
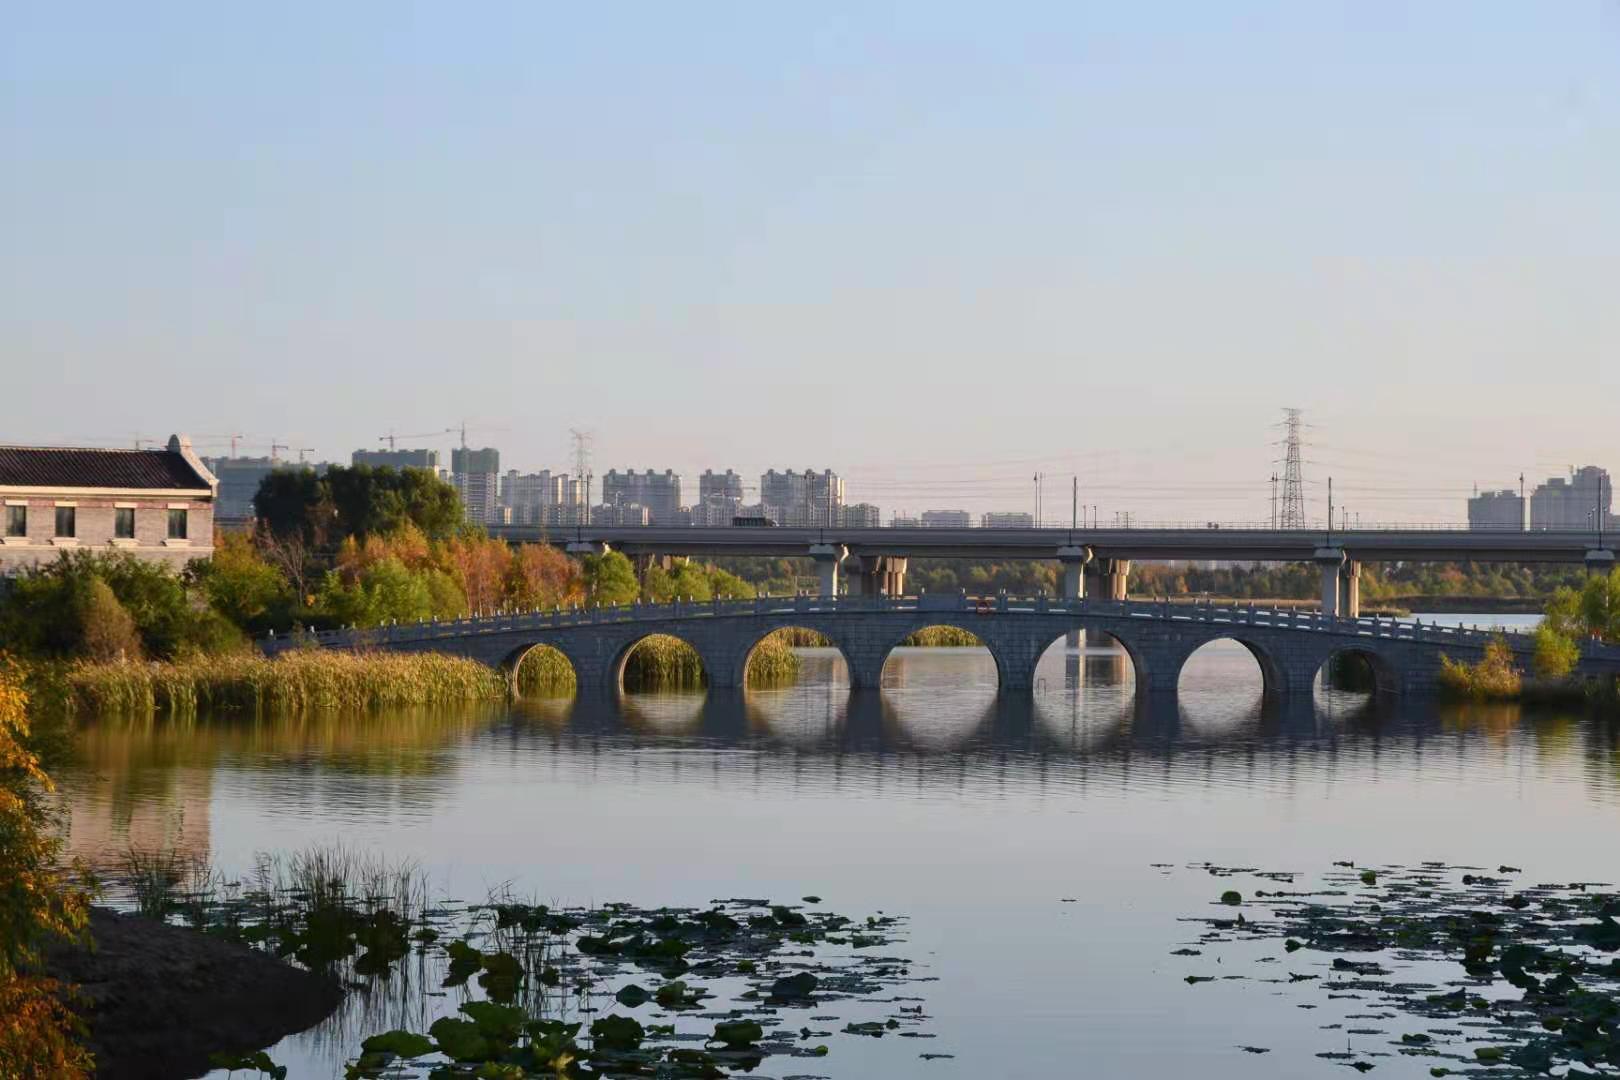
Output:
[[338, 896, 940, 1077], [1165, 861, 1620, 1076]]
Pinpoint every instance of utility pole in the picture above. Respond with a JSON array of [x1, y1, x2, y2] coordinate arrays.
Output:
[[1270, 473, 1279, 530], [1327, 476, 1333, 545], [1520, 472, 1526, 531], [1072, 476, 1078, 529]]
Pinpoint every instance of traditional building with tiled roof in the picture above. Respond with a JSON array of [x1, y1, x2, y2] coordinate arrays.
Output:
[[0, 434, 217, 574]]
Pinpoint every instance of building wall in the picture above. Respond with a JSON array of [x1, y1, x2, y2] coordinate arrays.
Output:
[[601, 469, 682, 524], [0, 492, 214, 574], [760, 469, 843, 527], [1467, 490, 1524, 530], [1530, 467, 1613, 531], [982, 512, 1035, 528], [921, 510, 972, 528], [842, 503, 882, 528]]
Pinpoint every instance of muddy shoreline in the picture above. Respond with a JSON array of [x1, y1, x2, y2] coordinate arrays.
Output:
[[45, 907, 342, 1080]]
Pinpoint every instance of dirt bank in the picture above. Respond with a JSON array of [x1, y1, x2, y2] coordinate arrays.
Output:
[[45, 907, 343, 1080]]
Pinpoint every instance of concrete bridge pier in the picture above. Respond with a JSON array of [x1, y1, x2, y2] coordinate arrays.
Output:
[[1341, 560, 1361, 619], [808, 544, 845, 597], [1056, 546, 1091, 651], [1587, 549, 1616, 575], [843, 555, 908, 597], [1315, 547, 1346, 617], [1086, 558, 1131, 602]]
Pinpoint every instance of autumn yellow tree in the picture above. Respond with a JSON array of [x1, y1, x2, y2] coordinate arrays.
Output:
[[0, 655, 94, 1077]]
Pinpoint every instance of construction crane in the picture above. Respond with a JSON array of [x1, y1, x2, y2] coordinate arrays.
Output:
[[379, 427, 453, 451], [296, 448, 316, 464], [270, 441, 288, 463]]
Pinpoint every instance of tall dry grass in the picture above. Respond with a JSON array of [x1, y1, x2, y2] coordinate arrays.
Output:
[[47, 650, 507, 718]]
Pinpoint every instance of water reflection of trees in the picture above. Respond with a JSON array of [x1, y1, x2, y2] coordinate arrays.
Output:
[[58, 706, 501, 868]]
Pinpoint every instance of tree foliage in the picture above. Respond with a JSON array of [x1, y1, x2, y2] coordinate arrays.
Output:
[[254, 465, 463, 544], [0, 655, 94, 1077], [583, 552, 639, 606]]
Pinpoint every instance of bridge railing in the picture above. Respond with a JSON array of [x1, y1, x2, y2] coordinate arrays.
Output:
[[250, 591, 1620, 661]]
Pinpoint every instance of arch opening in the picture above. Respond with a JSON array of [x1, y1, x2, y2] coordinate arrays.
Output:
[[510, 643, 578, 699], [618, 633, 709, 694], [1033, 628, 1139, 695], [1315, 649, 1395, 701], [742, 627, 849, 690], [1175, 637, 1273, 732], [880, 624, 996, 690]]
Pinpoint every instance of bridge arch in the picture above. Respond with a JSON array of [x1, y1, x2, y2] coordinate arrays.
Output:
[[1033, 626, 1142, 694], [876, 620, 1004, 691], [612, 632, 712, 696], [1315, 646, 1400, 699], [1174, 635, 1285, 700], [733, 625, 851, 690], [505, 642, 580, 699]]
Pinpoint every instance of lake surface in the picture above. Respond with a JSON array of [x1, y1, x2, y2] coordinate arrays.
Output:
[[56, 618, 1620, 1079]]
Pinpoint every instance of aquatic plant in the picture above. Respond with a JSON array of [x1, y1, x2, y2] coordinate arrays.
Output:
[[1166, 860, 1620, 1075], [42, 650, 508, 718]]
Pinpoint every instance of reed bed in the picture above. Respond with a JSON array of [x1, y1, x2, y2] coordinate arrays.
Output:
[[744, 631, 803, 687], [900, 625, 983, 647], [51, 650, 508, 718], [623, 633, 708, 690], [514, 646, 578, 697]]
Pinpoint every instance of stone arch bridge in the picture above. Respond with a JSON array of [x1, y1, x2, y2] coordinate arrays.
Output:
[[262, 594, 1620, 699]]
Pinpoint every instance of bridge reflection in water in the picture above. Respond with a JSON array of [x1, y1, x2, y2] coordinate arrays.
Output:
[[517, 640, 1415, 758]]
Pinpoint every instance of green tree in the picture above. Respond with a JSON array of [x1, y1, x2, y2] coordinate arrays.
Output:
[[316, 558, 436, 627], [190, 532, 293, 632], [1530, 624, 1580, 681], [583, 551, 638, 606], [255, 465, 463, 545], [1578, 568, 1620, 643]]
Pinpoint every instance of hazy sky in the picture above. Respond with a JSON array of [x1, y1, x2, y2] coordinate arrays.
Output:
[[4, 3, 1617, 523]]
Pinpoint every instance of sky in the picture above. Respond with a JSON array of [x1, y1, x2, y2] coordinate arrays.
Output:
[[3, 2, 1618, 525]]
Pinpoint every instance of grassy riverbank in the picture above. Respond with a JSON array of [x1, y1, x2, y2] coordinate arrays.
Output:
[[33, 650, 509, 718]]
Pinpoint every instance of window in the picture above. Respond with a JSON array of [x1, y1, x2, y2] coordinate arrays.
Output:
[[55, 506, 76, 538], [167, 508, 188, 540], [114, 507, 136, 539], [4, 505, 24, 538]]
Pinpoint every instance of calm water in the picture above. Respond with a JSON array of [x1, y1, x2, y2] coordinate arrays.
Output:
[[56, 618, 1620, 1079]]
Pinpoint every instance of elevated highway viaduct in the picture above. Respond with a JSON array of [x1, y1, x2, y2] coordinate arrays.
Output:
[[490, 526, 1616, 618]]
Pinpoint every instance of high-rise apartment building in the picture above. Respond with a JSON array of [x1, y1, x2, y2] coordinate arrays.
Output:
[[452, 447, 501, 525], [203, 456, 280, 521], [981, 511, 1035, 528], [502, 470, 564, 526], [696, 470, 745, 526], [1530, 466, 1613, 531], [920, 509, 971, 528], [841, 503, 882, 528], [1466, 489, 1525, 531], [600, 469, 681, 525], [760, 469, 843, 528]]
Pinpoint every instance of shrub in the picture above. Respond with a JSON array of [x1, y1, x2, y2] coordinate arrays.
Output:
[[78, 580, 142, 664], [1437, 636, 1522, 701]]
